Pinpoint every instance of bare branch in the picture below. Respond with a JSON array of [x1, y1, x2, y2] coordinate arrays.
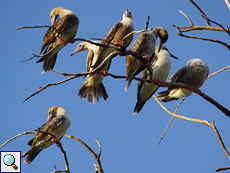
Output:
[[153, 95, 230, 160], [216, 166, 230, 172], [189, 0, 211, 26], [0, 131, 36, 149], [173, 25, 230, 51], [201, 15, 230, 36], [224, 0, 230, 11], [179, 9, 195, 26], [122, 16, 152, 44], [14, 25, 61, 34], [64, 134, 104, 173], [157, 97, 186, 147], [207, 66, 230, 79], [23, 75, 78, 103]]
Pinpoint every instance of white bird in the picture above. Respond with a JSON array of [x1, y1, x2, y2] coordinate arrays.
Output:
[[133, 46, 178, 114], [125, 27, 169, 91], [73, 9, 134, 103], [37, 7, 79, 74], [71, 41, 109, 103], [157, 58, 209, 102], [24, 106, 71, 164]]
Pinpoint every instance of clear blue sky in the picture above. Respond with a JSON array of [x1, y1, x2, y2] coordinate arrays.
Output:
[[1, 0, 229, 172]]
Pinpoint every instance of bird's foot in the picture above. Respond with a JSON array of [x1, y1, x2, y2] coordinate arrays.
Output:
[[59, 37, 65, 45], [143, 55, 151, 71], [112, 42, 123, 47], [69, 38, 76, 44], [100, 71, 109, 77], [51, 133, 62, 147]]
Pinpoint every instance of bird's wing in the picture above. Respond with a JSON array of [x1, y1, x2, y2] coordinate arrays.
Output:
[[30, 115, 65, 148], [40, 15, 73, 54]]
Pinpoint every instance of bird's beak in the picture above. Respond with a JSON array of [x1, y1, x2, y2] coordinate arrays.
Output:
[[169, 52, 178, 59], [158, 41, 163, 53], [71, 46, 84, 56], [47, 112, 54, 122], [51, 15, 58, 26]]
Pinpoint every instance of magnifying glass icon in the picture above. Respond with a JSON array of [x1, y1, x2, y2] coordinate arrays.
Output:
[[3, 154, 18, 170]]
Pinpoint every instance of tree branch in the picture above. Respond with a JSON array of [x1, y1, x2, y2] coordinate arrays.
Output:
[[157, 97, 186, 147], [153, 95, 230, 161], [64, 135, 104, 173]]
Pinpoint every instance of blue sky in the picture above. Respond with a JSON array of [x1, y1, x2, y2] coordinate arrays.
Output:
[[0, 0, 230, 173]]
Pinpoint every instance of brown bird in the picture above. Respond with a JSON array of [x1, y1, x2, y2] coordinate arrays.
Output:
[[125, 27, 168, 91], [76, 9, 134, 103], [157, 58, 209, 102], [37, 7, 79, 74], [24, 106, 71, 164]]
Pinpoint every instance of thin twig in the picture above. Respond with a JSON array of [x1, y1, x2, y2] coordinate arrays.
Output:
[[179, 9, 195, 26], [207, 66, 230, 79], [23, 75, 78, 103], [189, 0, 211, 26], [14, 25, 61, 34], [122, 15, 152, 44], [173, 25, 230, 51], [0, 131, 36, 149], [216, 166, 230, 172], [153, 95, 230, 160], [201, 15, 230, 36], [157, 97, 186, 147], [64, 135, 104, 173]]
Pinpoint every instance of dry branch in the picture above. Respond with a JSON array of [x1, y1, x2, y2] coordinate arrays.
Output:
[[153, 95, 230, 160], [216, 166, 230, 172], [64, 135, 104, 173], [157, 97, 186, 147], [174, 1, 230, 51]]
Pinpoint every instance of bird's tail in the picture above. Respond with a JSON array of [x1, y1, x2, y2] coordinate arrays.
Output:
[[157, 90, 176, 102], [133, 100, 146, 115], [23, 148, 41, 164], [78, 82, 108, 103], [125, 71, 135, 91]]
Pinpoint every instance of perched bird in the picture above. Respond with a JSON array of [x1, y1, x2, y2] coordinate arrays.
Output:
[[37, 7, 79, 74], [157, 58, 209, 102], [71, 41, 109, 103], [75, 9, 134, 103], [125, 27, 169, 91], [133, 46, 178, 114], [24, 106, 71, 164]]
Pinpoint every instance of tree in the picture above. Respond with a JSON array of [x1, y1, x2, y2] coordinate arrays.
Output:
[[1, 0, 229, 172]]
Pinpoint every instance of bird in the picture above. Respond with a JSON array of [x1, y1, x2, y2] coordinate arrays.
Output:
[[36, 7, 79, 74], [133, 46, 178, 115], [23, 106, 71, 164], [157, 58, 209, 102], [75, 9, 134, 103], [71, 41, 109, 103], [125, 27, 169, 91]]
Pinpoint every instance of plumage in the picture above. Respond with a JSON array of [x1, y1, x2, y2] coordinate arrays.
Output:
[[75, 9, 134, 103], [71, 41, 109, 103], [133, 46, 178, 114], [24, 106, 71, 164], [36, 7, 79, 74], [125, 27, 169, 91], [157, 58, 209, 102]]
